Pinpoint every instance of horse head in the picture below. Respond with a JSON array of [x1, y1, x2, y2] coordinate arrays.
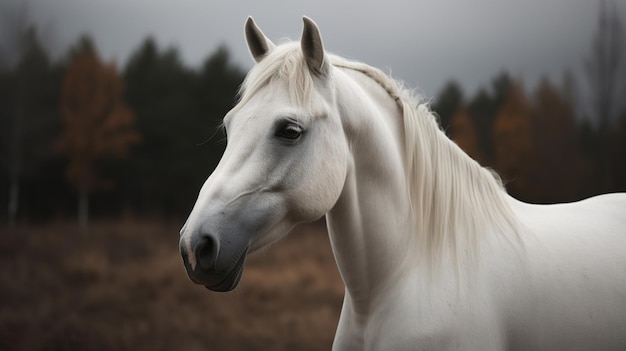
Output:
[[179, 17, 349, 291]]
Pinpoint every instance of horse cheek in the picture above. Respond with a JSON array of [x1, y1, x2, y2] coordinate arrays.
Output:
[[292, 147, 347, 222]]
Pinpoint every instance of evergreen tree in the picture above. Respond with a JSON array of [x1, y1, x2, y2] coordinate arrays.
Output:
[[466, 72, 514, 166], [531, 78, 581, 202], [432, 80, 463, 133], [1, 24, 63, 225], [122, 39, 244, 216]]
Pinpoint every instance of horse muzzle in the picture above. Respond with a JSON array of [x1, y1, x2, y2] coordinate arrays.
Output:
[[179, 231, 250, 292], [179, 184, 284, 292]]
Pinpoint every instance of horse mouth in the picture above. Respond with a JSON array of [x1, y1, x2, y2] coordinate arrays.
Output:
[[203, 247, 248, 292]]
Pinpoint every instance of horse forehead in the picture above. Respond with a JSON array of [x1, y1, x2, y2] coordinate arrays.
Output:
[[228, 100, 296, 130], [228, 95, 326, 131], [228, 82, 292, 120], [227, 73, 337, 132]]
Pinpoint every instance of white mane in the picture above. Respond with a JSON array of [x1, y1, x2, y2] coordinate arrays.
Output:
[[238, 43, 520, 266]]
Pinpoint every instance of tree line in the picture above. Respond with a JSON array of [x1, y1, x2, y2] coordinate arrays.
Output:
[[434, 73, 625, 204], [433, 1, 625, 203], [1, 3, 624, 225], [1, 23, 245, 224]]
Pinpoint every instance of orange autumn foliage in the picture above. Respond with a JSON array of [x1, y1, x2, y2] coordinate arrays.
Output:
[[449, 108, 484, 164], [57, 43, 140, 192], [492, 83, 534, 198]]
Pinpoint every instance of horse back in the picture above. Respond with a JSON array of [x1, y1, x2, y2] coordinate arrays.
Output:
[[501, 193, 626, 350]]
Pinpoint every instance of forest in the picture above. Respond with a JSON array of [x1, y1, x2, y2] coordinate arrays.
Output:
[[1, 4, 625, 226]]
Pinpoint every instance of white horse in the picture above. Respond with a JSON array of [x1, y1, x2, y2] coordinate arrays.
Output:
[[180, 17, 626, 350]]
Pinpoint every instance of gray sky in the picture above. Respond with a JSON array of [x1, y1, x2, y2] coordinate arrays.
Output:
[[5, 0, 623, 98]]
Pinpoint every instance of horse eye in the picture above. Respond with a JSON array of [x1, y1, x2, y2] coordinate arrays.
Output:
[[276, 123, 303, 140]]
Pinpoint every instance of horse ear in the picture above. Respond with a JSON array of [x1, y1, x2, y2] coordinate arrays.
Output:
[[301, 16, 329, 75], [245, 16, 276, 63]]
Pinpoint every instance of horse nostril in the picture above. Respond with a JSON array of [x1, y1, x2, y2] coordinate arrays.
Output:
[[195, 235, 219, 270]]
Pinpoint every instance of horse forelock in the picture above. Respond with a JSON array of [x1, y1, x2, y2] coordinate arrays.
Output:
[[238, 43, 315, 108]]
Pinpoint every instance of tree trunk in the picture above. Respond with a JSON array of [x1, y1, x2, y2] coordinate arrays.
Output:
[[8, 87, 24, 228], [8, 180, 19, 228], [78, 187, 89, 230]]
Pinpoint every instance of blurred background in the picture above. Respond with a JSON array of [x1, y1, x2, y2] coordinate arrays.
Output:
[[0, 0, 624, 350]]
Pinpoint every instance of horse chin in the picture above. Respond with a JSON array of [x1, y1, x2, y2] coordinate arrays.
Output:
[[204, 248, 248, 292]]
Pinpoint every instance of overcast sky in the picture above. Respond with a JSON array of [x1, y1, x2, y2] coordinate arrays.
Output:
[[4, 0, 623, 98]]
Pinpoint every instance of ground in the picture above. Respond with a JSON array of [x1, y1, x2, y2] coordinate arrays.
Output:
[[0, 219, 343, 350]]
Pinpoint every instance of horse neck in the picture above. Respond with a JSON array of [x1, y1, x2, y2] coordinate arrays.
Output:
[[326, 66, 519, 313], [325, 68, 417, 313]]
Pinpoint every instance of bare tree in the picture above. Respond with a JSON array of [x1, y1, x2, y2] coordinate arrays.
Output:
[[2, 3, 30, 227], [2, 3, 57, 227], [585, 0, 624, 190]]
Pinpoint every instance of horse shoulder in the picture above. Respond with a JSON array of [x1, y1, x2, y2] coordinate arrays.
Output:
[[352, 270, 506, 350]]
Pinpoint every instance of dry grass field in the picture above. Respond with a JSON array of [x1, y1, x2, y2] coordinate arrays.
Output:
[[0, 219, 343, 350]]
